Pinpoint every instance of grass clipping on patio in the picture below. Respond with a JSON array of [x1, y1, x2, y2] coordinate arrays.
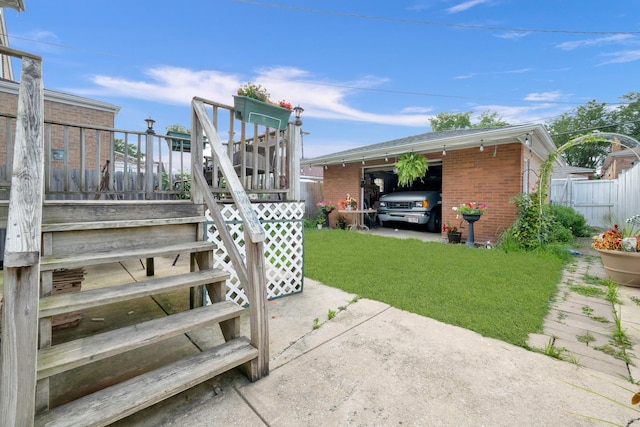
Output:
[[304, 230, 565, 347]]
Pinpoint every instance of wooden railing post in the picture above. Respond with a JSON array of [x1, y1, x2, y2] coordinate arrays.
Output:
[[287, 121, 301, 201], [0, 49, 44, 427]]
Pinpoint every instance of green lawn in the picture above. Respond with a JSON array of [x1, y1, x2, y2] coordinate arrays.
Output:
[[303, 229, 566, 347]]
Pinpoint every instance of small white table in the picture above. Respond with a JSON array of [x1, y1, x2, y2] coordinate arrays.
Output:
[[338, 209, 376, 231]]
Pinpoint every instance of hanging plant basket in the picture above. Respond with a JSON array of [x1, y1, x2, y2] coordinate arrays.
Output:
[[233, 96, 292, 130], [395, 152, 428, 187]]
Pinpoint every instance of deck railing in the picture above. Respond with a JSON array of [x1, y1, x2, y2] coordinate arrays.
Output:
[[0, 98, 300, 201]]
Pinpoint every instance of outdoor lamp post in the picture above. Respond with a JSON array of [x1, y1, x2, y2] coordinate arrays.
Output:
[[293, 105, 304, 126], [145, 117, 156, 134], [144, 117, 155, 201]]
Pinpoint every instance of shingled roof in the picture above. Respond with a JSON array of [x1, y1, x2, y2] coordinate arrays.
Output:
[[301, 123, 559, 167]]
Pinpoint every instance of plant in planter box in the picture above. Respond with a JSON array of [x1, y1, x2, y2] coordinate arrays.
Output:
[[234, 82, 293, 130], [592, 215, 640, 287]]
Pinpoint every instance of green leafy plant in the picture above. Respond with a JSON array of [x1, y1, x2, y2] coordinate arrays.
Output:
[[576, 331, 596, 347], [237, 82, 269, 102], [315, 211, 326, 226], [312, 317, 320, 330], [395, 152, 428, 187], [327, 309, 336, 320], [454, 202, 487, 215]]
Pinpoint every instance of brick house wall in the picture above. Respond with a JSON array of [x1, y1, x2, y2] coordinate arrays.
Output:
[[441, 142, 542, 243], [0, 81, 119, 173]]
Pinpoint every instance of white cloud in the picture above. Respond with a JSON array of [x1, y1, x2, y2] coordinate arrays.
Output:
[[74, 66, 431, 127], [470, 102, 567, 125], [524, 91, 564, 102], [455, 73, 477, 79], [598, 49, 640, 65], [556, 34, 633, 51], [494, 31, 531, 40], [446, 0, 489, 13], [503, 68, 532, 74]]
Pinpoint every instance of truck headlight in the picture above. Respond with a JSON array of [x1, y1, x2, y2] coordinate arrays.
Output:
[[379, 201, 386, 207], [414, 201, 428, 208]]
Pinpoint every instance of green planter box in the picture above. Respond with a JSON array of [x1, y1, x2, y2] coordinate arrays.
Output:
[[166, 131, 208, 152], [167, 131, 191, 152], [233, 96, 292, 130]]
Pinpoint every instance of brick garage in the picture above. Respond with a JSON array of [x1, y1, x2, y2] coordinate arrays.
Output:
[[301, 124, 557, 244]]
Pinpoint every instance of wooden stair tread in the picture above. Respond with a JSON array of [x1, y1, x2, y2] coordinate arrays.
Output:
[[42, 216, 205, 232], [39, 269, 230, 318], [34, 337, 258, 427], [37, 302, 244, 379], [40, 241, 214, 271]]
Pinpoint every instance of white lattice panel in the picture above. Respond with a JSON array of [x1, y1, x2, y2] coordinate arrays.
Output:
[[206, 202, 305, 306]]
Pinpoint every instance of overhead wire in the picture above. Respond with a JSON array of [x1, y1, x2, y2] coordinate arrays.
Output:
[[233, 0, 640, 35]]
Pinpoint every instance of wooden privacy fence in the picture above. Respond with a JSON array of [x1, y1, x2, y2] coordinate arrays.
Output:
[[550, 162, 640, 227]]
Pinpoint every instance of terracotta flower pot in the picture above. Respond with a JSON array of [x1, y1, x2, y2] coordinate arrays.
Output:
[[595, 249, 640, 287]]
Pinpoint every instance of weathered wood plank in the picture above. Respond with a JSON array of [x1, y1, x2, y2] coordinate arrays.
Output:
[[34, 337, 258, 427], [39, 269, 229, 318], [37, 301, 245, 379], [40, 241, 214, 271], [192, 99, 264, 243], [41, 216, 205, 232], [46, 223, 199, 257], [0, 50, 44, 427], [245, 236, 269, 380]]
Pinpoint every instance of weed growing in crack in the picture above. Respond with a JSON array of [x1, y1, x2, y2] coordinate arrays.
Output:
[[582, 306, 594, 316], [312, 317, 320, 330], [543, 336, 566, 360], [570, 285, 606, 298], [327, 309, 336, 320], [557, 312, 567, 322], [605, 281, 620, 304], [576, 331, 596, 347]]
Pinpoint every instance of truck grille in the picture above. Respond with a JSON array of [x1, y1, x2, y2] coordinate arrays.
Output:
[[388, 201, 411, 209]]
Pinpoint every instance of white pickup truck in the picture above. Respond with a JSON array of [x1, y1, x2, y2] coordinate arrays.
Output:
[[376, 191, 442, 232]]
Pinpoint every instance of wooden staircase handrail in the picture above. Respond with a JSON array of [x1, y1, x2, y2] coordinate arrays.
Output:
[[191, 97, 269, 379], [0, 47, 45, 427], [191, 98, 265, 243]]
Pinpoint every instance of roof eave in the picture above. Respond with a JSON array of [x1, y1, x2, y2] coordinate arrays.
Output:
[[302, 123, 562, 167]]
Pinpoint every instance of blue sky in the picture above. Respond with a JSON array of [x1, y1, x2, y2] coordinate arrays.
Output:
[[4, 0, 640, 158]]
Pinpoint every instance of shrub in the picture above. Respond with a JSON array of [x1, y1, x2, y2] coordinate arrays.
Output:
[[549, 204, 590, 237]]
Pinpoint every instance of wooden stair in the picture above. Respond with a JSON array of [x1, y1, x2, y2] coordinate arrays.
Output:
[[30, 201, 259, 426]]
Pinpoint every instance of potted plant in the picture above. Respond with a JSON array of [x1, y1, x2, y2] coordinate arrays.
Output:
[[338, 195, 357, 211], [443, 221, 462, 243], [315, 211, 326, 230], [395, 152, 428, 188], [453, 202, 487, 247], [233, 82, 292, 130], [336, 214, 347, 230], [317, 201, 335, 228], [592, 215, 640, 287]]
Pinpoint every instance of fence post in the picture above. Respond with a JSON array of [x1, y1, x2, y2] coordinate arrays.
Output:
[[287, 122, 301, 201]]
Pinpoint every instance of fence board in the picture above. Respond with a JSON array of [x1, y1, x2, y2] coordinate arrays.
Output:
[[551, 162, 640, 228]]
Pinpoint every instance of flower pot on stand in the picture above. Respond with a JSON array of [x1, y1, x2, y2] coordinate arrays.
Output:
[[595, 249, 640, 287], [447, 231, 462, 244], [462, 213, 482, 247]]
